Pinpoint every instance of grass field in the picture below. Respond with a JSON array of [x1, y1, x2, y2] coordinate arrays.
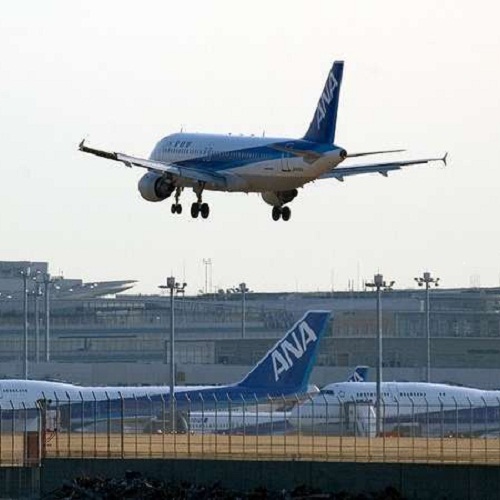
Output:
[[2, 432, 500, 466]]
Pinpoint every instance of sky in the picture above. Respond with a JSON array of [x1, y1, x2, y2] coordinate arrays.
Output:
[[1, 1, 499, 295]]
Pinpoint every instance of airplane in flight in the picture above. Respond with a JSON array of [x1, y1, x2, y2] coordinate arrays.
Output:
[[79, 61, 447, 221], [0, 311, 330, 430]]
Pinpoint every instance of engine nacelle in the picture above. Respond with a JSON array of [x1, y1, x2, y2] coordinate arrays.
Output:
[[261, 189, 298, 207], [138, 172, 175, 202]]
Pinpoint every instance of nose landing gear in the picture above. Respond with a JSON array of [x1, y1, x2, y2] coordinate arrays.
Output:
[[271, 206, 291, 222], [171, 187, 183, 215]]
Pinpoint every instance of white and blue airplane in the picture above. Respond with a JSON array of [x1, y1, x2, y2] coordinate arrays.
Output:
[[79, 61, 446, 221], [187, 366, 369, 435], [0, 311, 330, 430], [291, 379, 500, 437]]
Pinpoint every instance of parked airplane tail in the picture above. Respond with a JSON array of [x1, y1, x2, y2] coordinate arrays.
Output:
[[347, 366, 369, 382], [303, 60, 344, 145], [236, 311, 331, 393]]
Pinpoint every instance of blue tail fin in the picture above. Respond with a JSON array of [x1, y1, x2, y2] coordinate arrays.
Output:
[[347, 365, 369, 382], [304, 61, 344, 144], [237, 311, 331, 392]]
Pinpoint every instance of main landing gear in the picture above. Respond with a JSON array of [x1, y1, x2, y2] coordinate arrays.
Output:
[[170, 187, 210, 219], [271, 206, 291, 222], [190, 202, 210, 219], [190, 183, 210, 219]]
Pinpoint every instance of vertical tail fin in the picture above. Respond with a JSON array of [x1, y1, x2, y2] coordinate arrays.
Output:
[[304, 61, 344, 144], [347, 366, 369, 382], [236, 311, 331, 392]]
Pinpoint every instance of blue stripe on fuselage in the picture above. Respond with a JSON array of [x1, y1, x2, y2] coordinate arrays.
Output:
[[56, 385, 303, 427], [150, 138, 339, 173]]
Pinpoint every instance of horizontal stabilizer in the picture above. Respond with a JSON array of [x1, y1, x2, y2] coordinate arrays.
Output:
[[319, 154, 447, 181], [346, 149, 405, 158]]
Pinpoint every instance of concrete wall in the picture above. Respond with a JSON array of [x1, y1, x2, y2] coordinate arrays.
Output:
[[0, 467, 40, 499], [40, 458, 500, 500]]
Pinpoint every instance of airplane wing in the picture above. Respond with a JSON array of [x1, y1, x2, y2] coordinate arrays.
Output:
[[319, 154, 447, 182], [79, 140, 227, 187]]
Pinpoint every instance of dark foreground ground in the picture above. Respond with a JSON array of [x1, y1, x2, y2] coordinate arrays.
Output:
[[42, 470, 406, 500]]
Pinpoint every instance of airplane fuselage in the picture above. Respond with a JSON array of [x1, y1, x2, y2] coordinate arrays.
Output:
[[149, 133, 345, 192], [292, 381, 500, 436]]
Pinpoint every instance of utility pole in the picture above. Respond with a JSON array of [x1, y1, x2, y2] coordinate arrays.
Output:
[[415, 272, 440, 382], [366, 273, 394, 436]]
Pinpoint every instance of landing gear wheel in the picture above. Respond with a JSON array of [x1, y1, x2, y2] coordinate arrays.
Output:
[[281, 206, 291, 221], [200, 203, 210, 219], [272, 206, 281, 221], [171, 204, 182, 214], [191, 202, 200, 218]]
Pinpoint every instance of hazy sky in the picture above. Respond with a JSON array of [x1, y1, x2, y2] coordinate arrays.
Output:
[[1, 1, 499, 295]]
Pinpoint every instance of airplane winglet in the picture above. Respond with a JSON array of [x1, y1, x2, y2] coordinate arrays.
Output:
[[78, 139, 85, 151], [442, 152, 448, 166]]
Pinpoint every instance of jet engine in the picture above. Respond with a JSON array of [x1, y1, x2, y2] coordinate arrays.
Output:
[[261, 189, 298, 207], [138, 172, 175, 202]]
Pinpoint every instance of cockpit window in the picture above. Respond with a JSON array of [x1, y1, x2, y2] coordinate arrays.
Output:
[[320, 389, 335, 396]]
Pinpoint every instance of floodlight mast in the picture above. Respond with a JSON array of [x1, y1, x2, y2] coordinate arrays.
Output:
[[414, 271, 440, 382], [20, 267, 31, 380], [33, 282, 42, 363], [366, 273, 394, 436], [159, 277, 187, 432], [237, 282, 249, 338]]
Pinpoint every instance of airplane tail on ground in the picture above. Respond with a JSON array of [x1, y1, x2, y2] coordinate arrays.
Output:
[[347, 366, 369, 382], [236, 311, 331, 393], [303, 60, 344, 145]]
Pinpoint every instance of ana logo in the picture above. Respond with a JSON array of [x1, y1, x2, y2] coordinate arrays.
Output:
[[271, 321, 318, 382], [349, 371, 364, 382], [315, 70, 339, 130]]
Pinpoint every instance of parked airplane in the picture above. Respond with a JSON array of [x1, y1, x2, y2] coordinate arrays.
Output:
[[79, 61, 446, 221], [291, 379, 500, 437], [187, 366, 369, 435], [0, 311, 330, 430]]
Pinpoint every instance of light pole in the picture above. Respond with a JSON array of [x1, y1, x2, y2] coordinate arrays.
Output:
[[42, 273, 58, 363], [202, 258, 212, 294], [33, 282, 42, 363], [20, 266, 31, 380], [366, 273, 394, 436], [237, 282, 249, 339], [159, 277, 187, 432], [414, 271, 440, 382]]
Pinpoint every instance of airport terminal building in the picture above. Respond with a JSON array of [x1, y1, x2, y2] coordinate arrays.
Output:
[[1, 261, 500, 388]]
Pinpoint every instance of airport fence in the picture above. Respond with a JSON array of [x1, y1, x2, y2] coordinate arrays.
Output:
[[1, 393, 500, 467]]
